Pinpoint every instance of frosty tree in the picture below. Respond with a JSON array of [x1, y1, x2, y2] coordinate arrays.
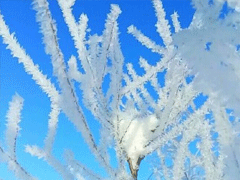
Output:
[[0, 0, 239, 179]]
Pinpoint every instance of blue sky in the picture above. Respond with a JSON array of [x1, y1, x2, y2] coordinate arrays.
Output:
[[0, 0, 195, 179]]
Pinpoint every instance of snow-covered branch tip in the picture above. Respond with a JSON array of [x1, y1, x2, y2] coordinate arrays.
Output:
[[127, 25, 165, 54], [5, 93, 24, 159], [152, 0, 172, 47], [171, 11, 182, 33]]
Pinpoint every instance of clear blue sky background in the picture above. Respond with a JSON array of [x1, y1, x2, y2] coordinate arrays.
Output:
[[0, 0, 195, 179]]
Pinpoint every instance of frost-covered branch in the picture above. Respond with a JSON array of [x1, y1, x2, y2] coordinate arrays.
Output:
[[43, 102, 60, 153], [0, 94, 36, 180], [25, 145, 74, 179], [0, 11, 59, 102]]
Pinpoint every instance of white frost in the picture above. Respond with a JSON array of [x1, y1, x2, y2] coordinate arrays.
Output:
[[119, 115, 158, 169], [173, 1, 240, 115]]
